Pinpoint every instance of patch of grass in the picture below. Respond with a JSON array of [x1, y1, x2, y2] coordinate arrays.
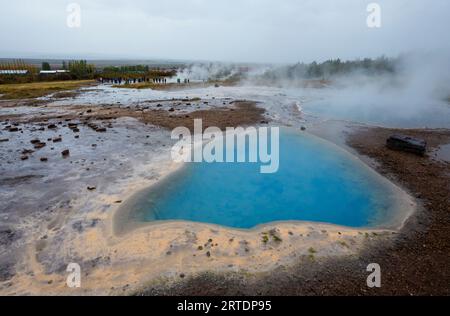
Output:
[[0, 80, 95, 100], [308, 247, 317, 254], [272, 234, 283, 243], [338, 241, 349, 248], [261, 230, 283, 244]]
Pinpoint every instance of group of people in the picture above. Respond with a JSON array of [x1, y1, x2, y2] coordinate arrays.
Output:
[[97, 77, 191, 85]]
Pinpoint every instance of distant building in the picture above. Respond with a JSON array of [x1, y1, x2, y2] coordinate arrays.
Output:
[[0, 70, 29, 75], [39, 70, 70, 74]]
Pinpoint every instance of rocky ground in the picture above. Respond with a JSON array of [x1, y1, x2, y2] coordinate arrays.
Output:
[[0, 89, 273, 295], [1, 84, 449, 296]]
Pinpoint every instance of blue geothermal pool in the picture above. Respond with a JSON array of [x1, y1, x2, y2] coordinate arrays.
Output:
[[126, 129, 399, 229]]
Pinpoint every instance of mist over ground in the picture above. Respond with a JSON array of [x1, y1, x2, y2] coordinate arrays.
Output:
[[177, 52, 450, 128], [1, 1, 449, 127]]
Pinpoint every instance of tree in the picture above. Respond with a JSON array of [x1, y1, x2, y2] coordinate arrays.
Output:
[[42, 62, 51, 71]]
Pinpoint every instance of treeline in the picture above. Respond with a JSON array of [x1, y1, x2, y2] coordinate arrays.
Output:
[[103, 65, 151, 73], [101, 65, 177, 80], [66, 60, 95, 79], [0, 59, 38, 73], [261, 57, 397, 81], [0, 59, 38, 84], [0, 59, 97, 84]]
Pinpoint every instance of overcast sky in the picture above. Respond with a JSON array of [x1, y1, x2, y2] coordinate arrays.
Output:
[[0, 0, 449, 63]]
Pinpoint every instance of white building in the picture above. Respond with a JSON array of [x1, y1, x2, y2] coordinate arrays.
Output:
[[39, 70, 70, 74], [0, 70, 29, 75]]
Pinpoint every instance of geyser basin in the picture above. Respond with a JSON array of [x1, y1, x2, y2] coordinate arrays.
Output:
[[119, 129, 407, 231]]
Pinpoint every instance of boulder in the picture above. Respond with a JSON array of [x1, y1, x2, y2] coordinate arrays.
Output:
[[22, 149, 34, 155], [386, 135, 427, 156], [34, 142, 46, 149], [61, 149, 70, 157]]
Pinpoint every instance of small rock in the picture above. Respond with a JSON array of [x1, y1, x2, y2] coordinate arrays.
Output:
[[0, 139, 8, 142], [53, 137, 62, 143], [8, 127, 19, 132], [87, 186, 96, 191], [47, 124, 57, 129], [34, 142, 46, 149], [22, 149, 34, 155], [20, 155, 29, 161], [40, 157, 48, 162], [61, 149, 70, 157]]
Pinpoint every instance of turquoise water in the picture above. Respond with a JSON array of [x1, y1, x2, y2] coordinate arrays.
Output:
[[130, 129, 396, 229]]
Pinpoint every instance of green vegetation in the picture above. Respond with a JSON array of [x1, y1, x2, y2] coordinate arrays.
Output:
[[41, 62, 51, 71], [101, 65, 176, 81], [67, 60, 95, 79], [0, 80, 94, 100], [260, 56, 397, 81], [0, 59, 38, 84], [0, 59, 96, 84], [261, 230, 283, 244]]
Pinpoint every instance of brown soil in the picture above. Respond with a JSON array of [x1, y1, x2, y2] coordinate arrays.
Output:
[[0, 101, 265, 132], [140, 127, 450, 296]]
